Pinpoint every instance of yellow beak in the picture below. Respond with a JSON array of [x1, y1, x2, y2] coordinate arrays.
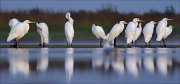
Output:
[[138, 20, 145, 22], [30, 21, 37, 23], [167, 19, 173, 21]]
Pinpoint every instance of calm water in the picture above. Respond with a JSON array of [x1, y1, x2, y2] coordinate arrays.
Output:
[[0, 48, 180, 84]]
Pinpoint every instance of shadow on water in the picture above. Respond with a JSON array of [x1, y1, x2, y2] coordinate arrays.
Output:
[[0, 48, 180, 83]]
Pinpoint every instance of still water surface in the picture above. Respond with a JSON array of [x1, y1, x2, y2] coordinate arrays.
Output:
[[0, 48, 180, 84]]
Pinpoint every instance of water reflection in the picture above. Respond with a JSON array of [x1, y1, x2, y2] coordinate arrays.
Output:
[[65, 48, 74, 82], [92, 48, 103, 68], [126, 56, 141, 77], [0, 48, 179, 83], [143, 48, 155, 74], [157, 56, 172, 76], [91, 48, 179, 78], [8, 48, 30, 76], [111, 57, 125, 75], [143, 56, 155, 73], [37, 48, 49, 72]]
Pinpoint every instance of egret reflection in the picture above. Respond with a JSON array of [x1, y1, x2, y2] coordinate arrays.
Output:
[[143, 56, 155, 73], [8, 48, 30, 76], [111, 58, 125, 75], [92, 48, 103, 68], [37, 48, 49, 72], [143, 48, 155, 74], [65, 48, 74, 82], [0, 48, 179, 83], [126, 56, 141, 77], [157, 56, 172, 76]]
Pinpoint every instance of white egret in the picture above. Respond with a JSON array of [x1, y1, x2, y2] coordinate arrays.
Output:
[[107, 21, 127, 47], [133, 23, 142, 46], [91, 24, 106, 47], [125, 18, 144, 47], [7, 20, 36, 48], [36, 22, 49, 47], [156, 18, 173, 47], [143, 21, 156, 47], [65, 12, 74, 47], [9, 18, 19, 28]]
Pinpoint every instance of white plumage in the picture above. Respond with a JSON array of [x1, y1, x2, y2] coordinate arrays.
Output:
[[156, 18, 173, 41], [92, 24, 106, 47], [92, 24, 106, 39], [7, 19, 36, 48], [163, 25, 173, 39], [107, 21, 127, 43], [125, 18, 143, 45], [156, 18, 173, 47], [133, 23, 142, 43], [9, 18, 19, 28], [143, 21, 156, 44], [36, 22, 49, 47], [7, 20, 34, 42], [65, 12, 74, 46]]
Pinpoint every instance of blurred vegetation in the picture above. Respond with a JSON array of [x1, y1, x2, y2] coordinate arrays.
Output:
[[0, 5, 180, 41]]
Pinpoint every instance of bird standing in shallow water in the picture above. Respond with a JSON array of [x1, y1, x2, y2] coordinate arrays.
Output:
[[133, 23, 142, 46], [143, 21, 156, 47], [156, 18, 173, 47], [7, 19, 36, 48], [107, 21, 127, 47], [125, 18, 144, 47], [36, 22, 49, 47], [65, 12, 74, 47], [92, 24, 106, 47]]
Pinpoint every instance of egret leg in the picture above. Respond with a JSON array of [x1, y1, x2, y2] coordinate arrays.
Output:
[[114, 38, 117, 47], [16, 40, 20, 48], [42, 42, 45, 48], [162, 39, 166, 47], [131, 41, 133, 47], [100, 38, 103, 47], [145, 43, 148, 48], [39, 43, 42, 46], [13, 39, 19, 48], [66, 40, 69, 47], [70, 43, 72, 48], [148, 41, 151, 48], [11, 39, 16, 47]]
